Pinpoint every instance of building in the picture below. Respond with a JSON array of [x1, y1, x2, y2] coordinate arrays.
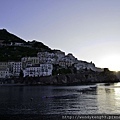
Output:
[[74, 61, 103, 72], [39, 64, 53, 76], [8, 62, 22, 77], [53, 50, 65, 62], [0, 62, 8, 69], [37, 51, 65, 64], [0, 68, 9, 78], [21, 57, 39, 68], [59, 56, 75, 67], [37, 52, 55, 64], [59, 58, 73, 67], [23, 66, 41, 77], [74, 61, 88, 70], [23, 64, 53, 77]]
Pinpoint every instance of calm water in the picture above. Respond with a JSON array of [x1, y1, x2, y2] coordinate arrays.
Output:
[[0, 82, 120, 115]]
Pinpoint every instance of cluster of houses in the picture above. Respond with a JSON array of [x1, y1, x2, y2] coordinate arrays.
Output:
[[0, 49, 103, 79]]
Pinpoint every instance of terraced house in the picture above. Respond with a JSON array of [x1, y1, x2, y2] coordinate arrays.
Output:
[[0, 62, 10, 78], [23, 64, 53, 77], [21, 57, 39, 68]]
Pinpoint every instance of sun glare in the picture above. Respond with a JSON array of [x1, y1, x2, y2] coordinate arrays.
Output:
[[98, 55, 120, 72]]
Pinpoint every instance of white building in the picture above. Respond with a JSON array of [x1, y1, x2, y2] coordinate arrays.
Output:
[[58, 53, 78, 68], [74, 62, 87, 70], [53, 50, 65, 62], [21, 57, 39, 68], [37, 51, 65, 64], [37, 52, 55, 64], [59, 55, 76, 67], [23, 64, 53, 77], [0, 68, 10, 78], [74, 61, 103, 72], [39, 64, 53, 76], [8, 62, 22, 77]]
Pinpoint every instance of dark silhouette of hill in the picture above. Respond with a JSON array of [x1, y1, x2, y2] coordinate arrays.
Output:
[[0, 29, 26, 43], [0, 29, 52, 61]]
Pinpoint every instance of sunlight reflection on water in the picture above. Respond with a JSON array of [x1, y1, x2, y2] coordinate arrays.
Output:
[[0, 83, 120, 114], [97, 82, 120, 114]]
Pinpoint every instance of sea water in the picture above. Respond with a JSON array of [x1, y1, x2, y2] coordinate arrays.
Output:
[[0, 82, 120, 115]]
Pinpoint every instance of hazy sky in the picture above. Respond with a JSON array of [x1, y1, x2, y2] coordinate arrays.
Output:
[[1, 0, 120, 70]]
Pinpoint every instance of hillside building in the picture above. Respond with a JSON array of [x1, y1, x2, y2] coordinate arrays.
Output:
[[8, 62, 22, 77], [23, 64, 53, 77], [37, 51, 65, 64], [0, 62, 8, 69], [0, 68, 9, 78], [21, 57, 39, 68]]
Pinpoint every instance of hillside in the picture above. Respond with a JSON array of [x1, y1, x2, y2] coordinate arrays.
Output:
[[0, 29, 26, 43], [0, 29, 52, 61]]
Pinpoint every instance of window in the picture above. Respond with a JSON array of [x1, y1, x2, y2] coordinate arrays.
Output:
[[48, 67, 51, 69]]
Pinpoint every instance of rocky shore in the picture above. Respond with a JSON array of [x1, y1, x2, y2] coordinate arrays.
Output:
[[0, 70, 119, 85]]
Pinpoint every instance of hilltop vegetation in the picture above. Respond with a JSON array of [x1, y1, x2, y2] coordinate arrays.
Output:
[[0, 29, 25, 43], [0, 46, 37, 61], [0, 29, 52, 61]]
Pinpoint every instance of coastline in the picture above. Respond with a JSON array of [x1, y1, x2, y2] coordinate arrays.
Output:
[[0, 71, 119, 86]]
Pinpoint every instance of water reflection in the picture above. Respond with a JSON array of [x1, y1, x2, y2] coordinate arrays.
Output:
[[47, 86, 98, 114], [0, 83, 120, 114], [97, 82, 120, 114]]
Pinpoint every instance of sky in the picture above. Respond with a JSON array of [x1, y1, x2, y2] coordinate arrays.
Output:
[[1, 0, 120, 71]]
